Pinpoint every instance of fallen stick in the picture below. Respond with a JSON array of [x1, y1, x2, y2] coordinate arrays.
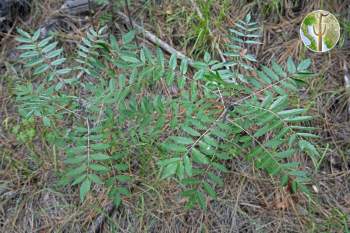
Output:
[[117, 11, 194, 66], [115, 11, 195, 66], [60, 0, 195, 66]]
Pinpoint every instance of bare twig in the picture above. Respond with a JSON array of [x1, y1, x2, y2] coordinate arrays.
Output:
[[116, 11, 195, 66], [60, 0, 194, 65]]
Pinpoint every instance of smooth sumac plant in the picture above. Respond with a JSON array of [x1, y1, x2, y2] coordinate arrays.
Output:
[[15, 14, 318, 209]]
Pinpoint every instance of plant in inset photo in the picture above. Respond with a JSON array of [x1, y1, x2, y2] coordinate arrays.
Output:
[[300, 10, 340, 52]]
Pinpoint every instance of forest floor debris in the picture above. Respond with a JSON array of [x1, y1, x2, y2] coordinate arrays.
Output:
[[1, 0, 349, 232]]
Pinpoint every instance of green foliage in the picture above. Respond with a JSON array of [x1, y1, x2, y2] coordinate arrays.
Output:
[[324, 36, 334, 49], [15, 13, 317, 209], [16, 28, 70, 84], [189, 0, 213, 57], [213, 12, 262, 83], [304, 15, 317, 26], [11, 117, 36, 143], [259, 0, 284, 18]]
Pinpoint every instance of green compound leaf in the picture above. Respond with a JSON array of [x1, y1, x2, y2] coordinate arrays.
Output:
[[80, 178, 91, 202]]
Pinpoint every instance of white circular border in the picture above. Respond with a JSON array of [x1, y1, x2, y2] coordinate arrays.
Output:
[[299, 10, 340, 53]]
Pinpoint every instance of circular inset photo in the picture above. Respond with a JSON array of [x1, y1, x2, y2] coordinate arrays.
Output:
[[300, 10, 340, 52]]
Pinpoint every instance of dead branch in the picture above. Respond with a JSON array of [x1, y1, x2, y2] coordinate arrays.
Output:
[[115, 11, 195, 67], [60, 0, 194, 66]]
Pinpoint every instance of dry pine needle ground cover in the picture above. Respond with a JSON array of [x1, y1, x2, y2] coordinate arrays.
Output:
[[0, 0, 350, 232]]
